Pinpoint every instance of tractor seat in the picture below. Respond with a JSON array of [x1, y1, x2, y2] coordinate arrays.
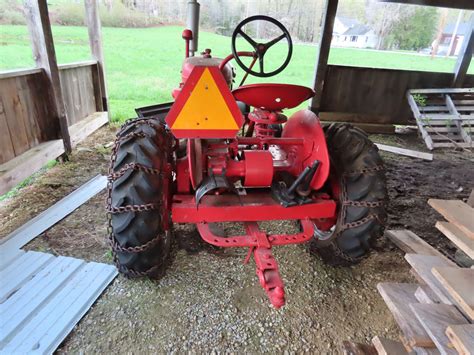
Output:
[[232, 83, 315, 111]]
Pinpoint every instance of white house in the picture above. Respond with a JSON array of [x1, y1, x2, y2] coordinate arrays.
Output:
[[332, 17, 378, 49]]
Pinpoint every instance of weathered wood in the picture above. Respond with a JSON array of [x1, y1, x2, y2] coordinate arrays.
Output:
[[320, 66, 474, 125], [0, 68, 43, 80], [84, 0, 108, 114], [375, 144, 433, 161], [342, 341, 377, 355], [377, 283, 435, 348], [415, 285, 441, 304], [432, 267, 474, 321], [411, 303, 469, 355], [453, 15, 474, 88], [445, 95, 472, 144], [0, 139, 65, 195], [371, 336, 411, 355], [0, 175, 107, 254], [24, 0, 71, 153], [58, 60, 97, 70], [380, 0, 474, 10], [446, 325, 474, 355], [385, 230, 453, 263], [436, 221, 474, 259], [0, 98, 15, 163], [404, 254, 456, 305], [310, 0, 338, 113], [428, 199, 474, 240], [69, 112, 108, 147], [409, 88, 474, 95], [468, 190, 474, 208]]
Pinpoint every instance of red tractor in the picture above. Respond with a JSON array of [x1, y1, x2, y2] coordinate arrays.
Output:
[[107, 16, 387, 308]]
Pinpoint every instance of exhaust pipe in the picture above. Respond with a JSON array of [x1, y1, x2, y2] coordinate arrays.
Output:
[[186, 0, 200, 56]]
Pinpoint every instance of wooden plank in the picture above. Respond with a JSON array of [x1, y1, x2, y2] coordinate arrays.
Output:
[[0, 251, 54, 303], [69, 112, 108, 147], [375, 144, 433, 161], [385, 230, 453, 263], [445, 95, 472, 144], [436, 221, 474, 259], [404, 254, 456, 305], [415, 285, 441, 304], [371, 336, 410, 355], [0, 175, 107, 254], [0, 97, 15, 163], [380, 0, 474, 9], [24, 0, 72, 153], [411, 304, 469, 355], [0, 257, 84, 344], [0, 139, 65, 195], [0, 67, 43, 80], [428, 199, 474, 240], [453, 15, 474, 87], [0, 139, 64, 195], [409, 88, 474, 95], [432, 142, 473, 148], [342, 341, 377, 355], [84, 0, 108, 114], [2, 262, 117, 354], [310, 0, 338, 113], [467, 190, 474, 208], [377, 283, 435, 348], [432, 267, 474, 321], [58, 60, 97, 70], [446, 325, 474, 355]]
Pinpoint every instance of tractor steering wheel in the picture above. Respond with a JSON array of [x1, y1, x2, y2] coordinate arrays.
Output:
[[231, 15, 293, 78]]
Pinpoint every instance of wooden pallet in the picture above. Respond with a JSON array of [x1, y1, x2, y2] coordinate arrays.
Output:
[[406, 88, 474, 150], [374, 196, 474, 355]]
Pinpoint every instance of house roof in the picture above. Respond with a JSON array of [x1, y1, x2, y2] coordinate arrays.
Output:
[[443, 22, 470, 35], [343, 24, 372, 36], [337, 16, 360, 28]]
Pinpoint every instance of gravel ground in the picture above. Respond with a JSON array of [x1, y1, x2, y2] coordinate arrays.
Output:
[[0, 125, 472, 353]]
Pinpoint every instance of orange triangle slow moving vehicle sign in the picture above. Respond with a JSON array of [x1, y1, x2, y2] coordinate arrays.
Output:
[[166, 66, 244, 139]]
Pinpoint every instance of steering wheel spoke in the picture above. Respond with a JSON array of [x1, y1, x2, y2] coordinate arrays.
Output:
[[231, 15, 293, 78], [265, 33, 286, 49], [238, 29, 257, 49]]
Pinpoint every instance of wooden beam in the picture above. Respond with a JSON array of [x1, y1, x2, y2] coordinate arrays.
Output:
[[453, 14, 474, 87], [428, 199, 474, 240], [310, 0, 338, 113], [380, 0, 474, 10], [446, 325, 474, 355], [436, 221, 474, 259], [375, 144, 434, 161], [24, 0, 72, 153], [84, 0, 109, 114], [0, 140, 65, 195]]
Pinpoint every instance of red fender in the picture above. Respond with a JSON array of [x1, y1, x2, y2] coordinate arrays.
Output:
[[281, 110, 330, 190]]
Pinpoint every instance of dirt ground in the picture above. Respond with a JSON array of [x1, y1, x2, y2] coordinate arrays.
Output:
[[0, 125, 473, 353]]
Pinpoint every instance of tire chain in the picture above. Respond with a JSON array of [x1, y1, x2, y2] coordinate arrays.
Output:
[[106, 118, 171, 277]]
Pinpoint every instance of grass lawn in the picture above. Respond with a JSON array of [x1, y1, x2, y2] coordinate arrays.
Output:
[[1, 25, 471, 123]]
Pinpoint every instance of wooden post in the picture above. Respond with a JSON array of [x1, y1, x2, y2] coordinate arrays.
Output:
[[310, 0, 338, 114], [24, 0, 72, 153], [453, 14, 474, 87], [84, 0, 109, 115]]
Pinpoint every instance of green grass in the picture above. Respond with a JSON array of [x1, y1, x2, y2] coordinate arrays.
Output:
[[1, 25, 471, 123]]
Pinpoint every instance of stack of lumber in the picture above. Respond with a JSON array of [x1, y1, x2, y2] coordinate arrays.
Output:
[[372, 198, 474, 354]]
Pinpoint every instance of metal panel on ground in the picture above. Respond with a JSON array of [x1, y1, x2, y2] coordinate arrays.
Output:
[[0, 251, 117, 354]]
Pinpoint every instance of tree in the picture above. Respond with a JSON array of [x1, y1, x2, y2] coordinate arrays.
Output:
[[386, 7, 438, 50]]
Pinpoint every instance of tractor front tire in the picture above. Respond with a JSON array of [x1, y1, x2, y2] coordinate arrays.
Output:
[[107, 118, 174, 278], [310, 123, 387, 266]]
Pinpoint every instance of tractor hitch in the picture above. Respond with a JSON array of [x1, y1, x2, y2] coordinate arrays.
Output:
[[196, 220, 315, 308]]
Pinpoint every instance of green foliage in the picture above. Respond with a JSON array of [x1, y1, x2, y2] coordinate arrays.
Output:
[[0, 0, 25, 25], [413, 94, 427, 107], [52, 3, 85, 26], [386, 7, 438, 51], [1, 25, 470, 123]]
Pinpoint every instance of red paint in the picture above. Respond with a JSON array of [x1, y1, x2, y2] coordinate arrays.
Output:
[[171, 193, 336, 223], [243, 150, 273, 186], [282, 110, 330, 190], [233, 83, 315, 111]]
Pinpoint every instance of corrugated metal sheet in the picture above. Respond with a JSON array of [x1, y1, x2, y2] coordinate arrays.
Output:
[[0, 251, 117, 354]]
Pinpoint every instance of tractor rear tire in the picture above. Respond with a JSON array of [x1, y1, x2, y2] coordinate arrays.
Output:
[[108, 118, 174, 278], [310, 123, 387, 266]]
